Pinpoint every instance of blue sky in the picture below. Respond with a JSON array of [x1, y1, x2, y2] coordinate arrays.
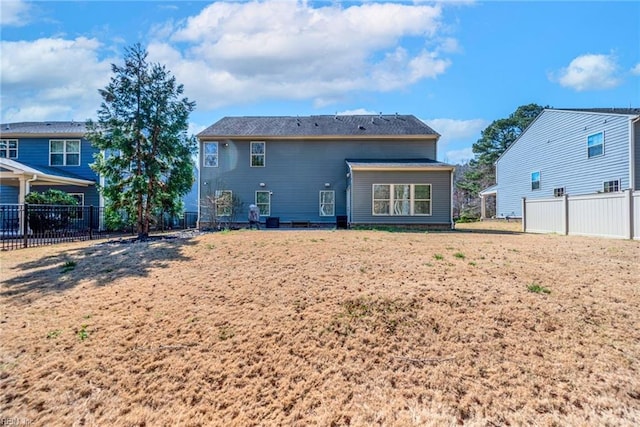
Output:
[[1, 0, 639, 163]]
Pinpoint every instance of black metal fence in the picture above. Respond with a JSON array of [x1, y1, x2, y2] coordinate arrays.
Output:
[[0, 204, 198, 251]]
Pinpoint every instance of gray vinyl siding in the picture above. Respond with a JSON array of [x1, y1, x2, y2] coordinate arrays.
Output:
[[350, 170, 452, 224], [200, 138, 437, 223], [496, 110, 633, 217], [634, 120, 640, 190]]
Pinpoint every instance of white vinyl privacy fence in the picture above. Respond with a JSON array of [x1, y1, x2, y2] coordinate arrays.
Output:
[[522, 189, 639, 240]]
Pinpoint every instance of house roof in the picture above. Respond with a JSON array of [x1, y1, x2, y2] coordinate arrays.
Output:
[[0, 121, 87, 137], [198, 115, 439, 139], [346, 158, 454, 171], [554, 108, 640, 116]]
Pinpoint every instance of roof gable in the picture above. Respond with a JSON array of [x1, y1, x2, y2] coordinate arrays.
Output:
[[198, 115, 439, 139]]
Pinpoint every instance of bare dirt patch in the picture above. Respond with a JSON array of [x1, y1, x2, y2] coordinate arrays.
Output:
[[1, 225, 639, 426]]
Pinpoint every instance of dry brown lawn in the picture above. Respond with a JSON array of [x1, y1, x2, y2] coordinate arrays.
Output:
[[1, 223, 639, 426]]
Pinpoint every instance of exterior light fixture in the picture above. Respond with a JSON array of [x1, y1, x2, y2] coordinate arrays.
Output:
[[259, 182, 266, 187]]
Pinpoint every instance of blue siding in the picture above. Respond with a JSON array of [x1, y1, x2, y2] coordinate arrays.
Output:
[[496, 110, 634, 217], [13, 137, 98, 181], [200, 138, 439, 224], [0, 185, 19, 204]]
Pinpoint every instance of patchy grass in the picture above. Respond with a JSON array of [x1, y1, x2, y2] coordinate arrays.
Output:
[[527, 282, 551, 294], [1, 227, 639, 426]]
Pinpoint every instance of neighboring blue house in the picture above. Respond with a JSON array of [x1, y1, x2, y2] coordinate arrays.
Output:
[[0, 122, 101, 207], [0, 121, 200, 213], [197, 114, 455, 228], [480, 108, 640, 218]]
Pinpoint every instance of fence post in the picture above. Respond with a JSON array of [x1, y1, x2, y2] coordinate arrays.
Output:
[[521, 197, 526, 233], [625, 189, 632, 240], [22, 203, 29, 248], [562, 194, 569, 235], [89, 206, 94, 240]]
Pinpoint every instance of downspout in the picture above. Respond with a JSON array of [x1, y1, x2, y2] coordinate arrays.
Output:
[[25, 174, 38, 200], [20, 174, 38, 237], [450, 166, 455, 229]]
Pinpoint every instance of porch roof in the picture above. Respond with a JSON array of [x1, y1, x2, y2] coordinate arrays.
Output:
[[0, 158, 95, 186]]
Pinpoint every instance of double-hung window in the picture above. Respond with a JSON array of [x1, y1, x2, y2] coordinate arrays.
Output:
[[372, 184, 431, 216], [553, 187, 565, 197], [69, 193, 85, 219], [531, 171, 541, 191], [50, 139, 80, 166], [587, 132, 604, 158], [0, 139, 18, 158], [256, 191, 270, 216], [203, 142, 218, 167], [215, 190, 233, 216], [319, 191, 335, 216], [251, 141, 265, 167]]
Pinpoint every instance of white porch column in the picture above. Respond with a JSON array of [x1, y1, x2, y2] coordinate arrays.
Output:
[[480, 194, 487, 220]]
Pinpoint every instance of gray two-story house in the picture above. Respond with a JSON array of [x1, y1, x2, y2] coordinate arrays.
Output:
[[197, 115, 455, 229], [0, 122, 101, 207], [481, 108, 640, 218]]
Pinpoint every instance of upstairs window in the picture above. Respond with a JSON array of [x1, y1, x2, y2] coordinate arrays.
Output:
[[251, 141, 265, 167], [203, 142, 218, 167], [50, 139, 80, 166], [0, 139, 18, 158], [531, 171, 540, 191], [587, 132, 604, 158], [603, 180, 619, 193]]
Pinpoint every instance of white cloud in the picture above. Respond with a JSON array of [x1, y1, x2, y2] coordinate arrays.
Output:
[[153, 0, 454, 109], [631, 63, 640, 76], [423, 118, 487, 141], [552, 53, 621, 91], [1, 37, 114, 122], [443, 147, 474, 165], [0, 0, 31, 26], [422, 118, 487, 162]]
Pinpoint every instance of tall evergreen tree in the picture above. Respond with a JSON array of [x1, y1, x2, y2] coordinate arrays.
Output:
[[457, 103, 545, 218], [86, 44, 196, 239]]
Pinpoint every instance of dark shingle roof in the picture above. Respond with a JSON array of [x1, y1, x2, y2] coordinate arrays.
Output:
[[18, 161, 96, 182], [198, 115, 439, 138], [0, 121, 87, 136], [555, 108, 640, 116]]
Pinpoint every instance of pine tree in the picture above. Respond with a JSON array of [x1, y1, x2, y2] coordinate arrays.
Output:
[[86, 44, 196, 239]]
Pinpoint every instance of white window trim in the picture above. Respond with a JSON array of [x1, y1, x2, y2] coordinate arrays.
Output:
[[372, 184, 432, 216], [250, 141, 266, 167], [255, 190, 271, 216], [0, 139, 18, 159], [203, 142, 219, 168], [603, 179, 620, 193], [69, 193, 85, 220], [49, 139, 81, 166], [587, 131, 605, 159], [214, 190, 233, 217], [531, 171, 541, 191], [319, 190, 335, 217]]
